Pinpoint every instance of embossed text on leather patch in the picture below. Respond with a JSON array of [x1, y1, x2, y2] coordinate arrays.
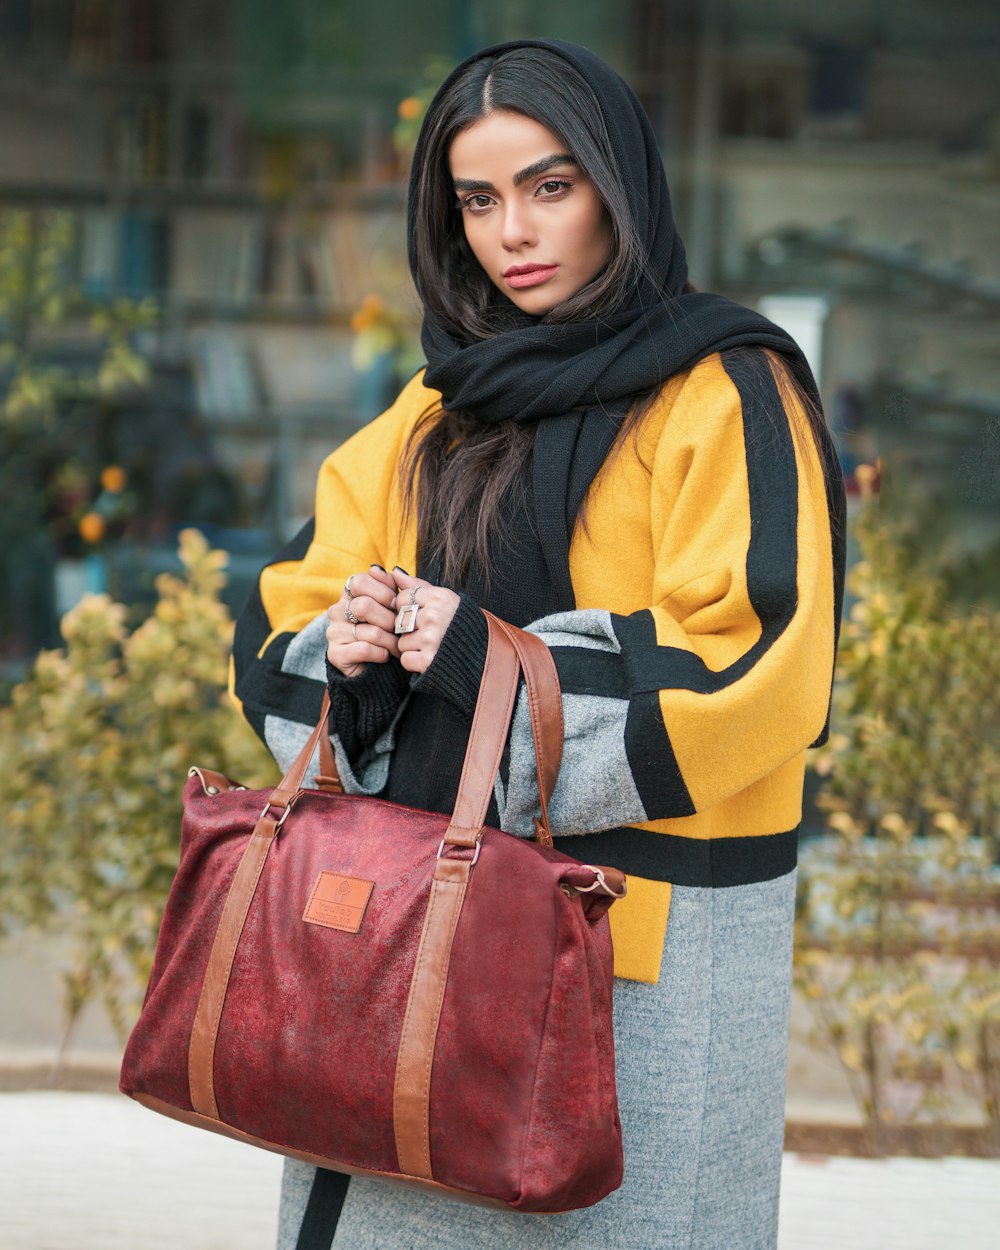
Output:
[[303, 872, 375, 934]]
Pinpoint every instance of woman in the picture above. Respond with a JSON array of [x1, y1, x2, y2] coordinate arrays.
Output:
[[232, 37, 845, 1250]]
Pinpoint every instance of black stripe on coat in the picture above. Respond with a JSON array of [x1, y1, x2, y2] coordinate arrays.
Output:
[[232, 518, 316, 679], [552, 824, 799, 887], [609, 610, 695, 820], [232, 519, 320, 738], [605, 350, 800, 819], [618, 352, 800, 698], [294, 1168, 349, 1250], [238, 661, 326, 736]]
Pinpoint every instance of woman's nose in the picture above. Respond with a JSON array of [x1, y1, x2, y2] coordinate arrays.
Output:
[[500, 200, 537, 251]]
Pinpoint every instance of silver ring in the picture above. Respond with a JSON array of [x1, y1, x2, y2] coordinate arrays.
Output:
[[352, 623, 359, 642], [408, 587, 418, 605], [345, 604, 361, 625], [345, 574, 356, 598], [394, 603, 419, 634]]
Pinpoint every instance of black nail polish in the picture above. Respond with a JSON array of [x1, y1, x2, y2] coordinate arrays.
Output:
[[370, 563, 387, 572], [393, 565, 409, 576]]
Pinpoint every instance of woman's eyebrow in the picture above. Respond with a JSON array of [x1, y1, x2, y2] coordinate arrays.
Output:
[[513, 153, 576, 186], [452, 153, 577, 193]]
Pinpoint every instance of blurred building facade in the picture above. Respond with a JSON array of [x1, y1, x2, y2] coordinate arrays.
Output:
[[1, 0, 998, 662]]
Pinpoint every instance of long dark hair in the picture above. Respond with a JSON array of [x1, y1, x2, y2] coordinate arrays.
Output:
[[403, 47, 830, 588], [404, 47, 657, 587]]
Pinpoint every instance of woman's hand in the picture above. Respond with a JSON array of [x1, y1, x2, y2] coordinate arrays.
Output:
[[326, 566, 401, 678], [391, 568, 460, 675]]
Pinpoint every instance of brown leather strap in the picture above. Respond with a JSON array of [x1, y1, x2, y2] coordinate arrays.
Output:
[[316, 696, 337, 784], [189, 814, 280, 1117], [263, 693, 335, 816], [259, 691, 341, 813], [392, 855, 473, 1178], [490, 616, 563, 845], [391, 616, 566, 1179], [442, 616, 521, 848], [188, 697, 339, 1116]]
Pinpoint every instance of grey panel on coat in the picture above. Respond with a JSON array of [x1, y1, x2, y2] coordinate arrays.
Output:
[[280, 612, 329, 680], [496, 609, 647, 837]]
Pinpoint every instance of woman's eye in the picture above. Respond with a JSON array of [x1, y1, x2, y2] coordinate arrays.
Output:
[[538, 179, 572, 196], [459, 194, 494, 213]]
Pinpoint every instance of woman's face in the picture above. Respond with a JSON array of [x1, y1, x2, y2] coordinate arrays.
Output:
[[448, 109, 613, 316]]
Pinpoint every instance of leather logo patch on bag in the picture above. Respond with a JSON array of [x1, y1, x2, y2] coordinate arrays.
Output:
[[303, 872, 375, 933]]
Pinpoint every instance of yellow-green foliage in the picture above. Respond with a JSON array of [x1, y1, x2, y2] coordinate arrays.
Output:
[[812, 491, 999, 841], [0, 529, 277, 1038], [798, 486, 1000, 1149]]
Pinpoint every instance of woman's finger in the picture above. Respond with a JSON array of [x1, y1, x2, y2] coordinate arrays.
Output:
[[367, 565, 398, 595], [342, 593, 399, 635], [327, 617, 400, 655], [350, 621, 401, 654], [326, 630, 394, 676], [343, 569, 397, 609], [391, 568, 431, 597]]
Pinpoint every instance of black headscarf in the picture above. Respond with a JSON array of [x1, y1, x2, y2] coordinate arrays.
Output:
[[406, 38, 839, 621]]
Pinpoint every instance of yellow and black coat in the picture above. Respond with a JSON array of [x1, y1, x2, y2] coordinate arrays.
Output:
[[232, 348, 843, 983]]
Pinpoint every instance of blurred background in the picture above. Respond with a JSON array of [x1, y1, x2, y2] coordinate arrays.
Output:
[[0, 0, 998, 1166], [1, 0, 998, 656]]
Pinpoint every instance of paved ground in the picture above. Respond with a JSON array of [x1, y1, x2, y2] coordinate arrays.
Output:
[[1, 1092, 999, 1250]]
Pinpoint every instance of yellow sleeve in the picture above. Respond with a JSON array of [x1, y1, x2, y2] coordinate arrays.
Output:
[[503, 349, 839, 832], [230, 371, 433, 735]]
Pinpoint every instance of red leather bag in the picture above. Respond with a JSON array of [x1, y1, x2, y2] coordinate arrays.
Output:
[[120, 612, 626, 1213]]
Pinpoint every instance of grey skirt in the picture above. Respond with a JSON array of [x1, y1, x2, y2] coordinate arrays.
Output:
[[276, 871, 796, 1250]]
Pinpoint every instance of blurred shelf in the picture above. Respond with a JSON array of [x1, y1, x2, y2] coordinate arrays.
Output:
[[0, 54, 414, 94], [0, 180, 407, 212], [165, 296, 355, 325], [197, 406, 362, 438]]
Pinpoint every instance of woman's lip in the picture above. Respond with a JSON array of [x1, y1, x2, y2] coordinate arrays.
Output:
[[504, 265, 558, 289]]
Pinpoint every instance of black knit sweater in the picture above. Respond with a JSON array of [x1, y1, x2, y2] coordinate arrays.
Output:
[[326, 593, 493, 821]]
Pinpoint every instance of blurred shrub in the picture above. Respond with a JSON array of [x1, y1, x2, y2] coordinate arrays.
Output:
[[0, 530, 276, 1050], [798, 476, 1000, 1153]]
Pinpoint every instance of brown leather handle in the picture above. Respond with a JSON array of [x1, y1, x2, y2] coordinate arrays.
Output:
[[443, 614, 521, 846], [315, 696, 337, 784], [261, 690, 337, 816], [491, 616, 563, 845], [443, 612, 563, 849]]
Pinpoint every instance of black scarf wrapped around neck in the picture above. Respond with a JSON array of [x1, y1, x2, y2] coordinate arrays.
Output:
[[406, 38, 839, 625]]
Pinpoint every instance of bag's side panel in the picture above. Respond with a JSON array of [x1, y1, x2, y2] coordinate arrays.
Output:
[[120, 779, 269, 1110], [208, 791, 449, 1175], [514, 900, 622, 1212], [422, 833, 563, 1205]]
